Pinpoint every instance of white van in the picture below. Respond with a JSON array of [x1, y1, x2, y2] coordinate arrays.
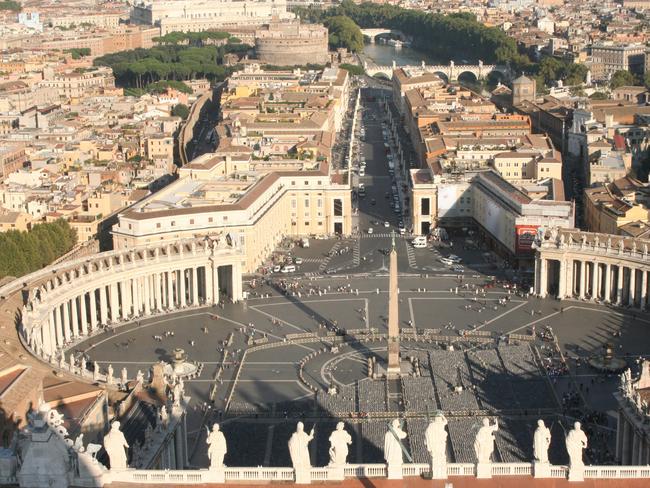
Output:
[[359, 167, 365, 177], [281, 264, 296, 273], [412, 236, 427, 248], [301, 238, 310, 248]]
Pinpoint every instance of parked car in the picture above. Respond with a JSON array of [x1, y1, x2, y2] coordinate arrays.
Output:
[[281, 264, 296, 273]]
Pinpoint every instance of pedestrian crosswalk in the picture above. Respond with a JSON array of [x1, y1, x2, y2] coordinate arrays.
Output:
[[404, 241, 417, 268], [361, 232, 395, 238], [352, 238, 360, 266], [298, 257, 324, 264], [318, 241, 340, 273]]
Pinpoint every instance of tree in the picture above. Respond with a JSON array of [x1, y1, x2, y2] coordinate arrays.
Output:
[[325, 15, 364, 52], [610, 70, 637, 90], [644, 72, 650, 90], [0, 0, 21, 11], [340, 63, 364, 75], [172, 103, 190, 120]]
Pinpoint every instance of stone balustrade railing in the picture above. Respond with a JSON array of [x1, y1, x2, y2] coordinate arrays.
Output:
[[100, 463, 650, 485]]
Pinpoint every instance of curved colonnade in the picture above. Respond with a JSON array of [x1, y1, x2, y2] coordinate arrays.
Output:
[[16, 236, 246, 379], [534, 228, 650, 309]]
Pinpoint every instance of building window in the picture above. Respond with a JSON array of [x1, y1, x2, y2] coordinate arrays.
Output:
[[333, 198, 343, 216], [317, 199, 323, 208], [208, 217, 213, 223], [156, 223, 161, 229], [421, 198, 430, 215], [304, 199, 310, 208], [171, 221, 175, 226], [190, 219, 194, 224], [291, 199, 296, 209]]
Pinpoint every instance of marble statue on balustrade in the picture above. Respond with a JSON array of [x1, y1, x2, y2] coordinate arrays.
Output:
[[533, 420, 551, 464], [93, 361, 99, 381], [206, 424, 227, 469], [566, 422, 588, 481], [121, 367, 128, 385], [103, 421, 129, 470], [107, 364, 114, 385], [425, 413, 448, 478], [474, 418, 498, 464], [136, 369, 144, 383], [289, 421, 314, 469], [328, 422, 352, 466], [384, 419, 407, 467]]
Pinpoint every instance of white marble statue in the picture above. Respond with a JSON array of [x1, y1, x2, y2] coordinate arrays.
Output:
[[474, 418, 498, 464], [565, 422, 587, 468], [289, 422, 314, 469], [136, 370, 144, 383], [384, 419, 407, 467], [93, 361, 99, 381], [206, 424, 227, 470], [107, 364, 114, 385], [69, 354, 75, 372], [425, 414, 448, 471], [328, 422, 352, 466], [533, 419, 551, 464], [104, 421, 129, 470], [159, 405, 169, 428], [121, 367, 128, 385]]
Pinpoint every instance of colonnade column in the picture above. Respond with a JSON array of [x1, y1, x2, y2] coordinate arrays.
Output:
[[539, 258, 548, 298], [232, 262, 243, 302], [167, 272, 175, 310], [205, 265, 214, 304], [605, 264, 612, 303], [591, 262, 599, 300], [71, 297, 79, 338], [557, 259, 567, 298], [122, 280, 131, 319], [180, 269, 187, 307], [641, 270, 648, 310], [42, 318, 53, 357], [62, 302, 71, 342], [566, 259, 574, 297], [213, 264, 220, 305], [629, 268, 637, 307], [155, 273, 162, 312], [99, 286, 108, 324], [616, 266, 624, 305], [89, 289, 98, 330], [132, 278, 141, 317], [579, 261, 586, 299], [52, 308, 63, 348], [143, 276, 151, 315], [191, 267, 199, 305], [109, 283, 119, 323], [79, 293, 88, 336]]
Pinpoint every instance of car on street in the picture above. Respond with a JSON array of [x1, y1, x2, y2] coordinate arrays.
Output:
[[448, 254, 462, 263], [281, 264, 296, 273], [439, 257, 455, 265], [293, 257, 303, 265], [272, 265, 281, 273], [452, 265, 465, 273], [367, 227, 374, 234], [399, 225, 406, 235], [370, 198, 376, 205], [384, 221, 390, 227]]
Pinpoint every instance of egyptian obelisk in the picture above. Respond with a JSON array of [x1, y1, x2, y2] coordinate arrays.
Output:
[[387, 232, 400, 376]]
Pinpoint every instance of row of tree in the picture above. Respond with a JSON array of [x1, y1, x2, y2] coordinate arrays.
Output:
[[94, 43, 249, 88], [294, 1, 521, 66], [0, 220, 77, 279], [152, 31, 232, 46], [0, 0, 21, 11]]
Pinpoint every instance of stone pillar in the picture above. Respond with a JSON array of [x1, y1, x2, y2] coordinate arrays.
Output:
[[70, 297, 78, 337], [123, 280, 132, 318], [143, 275, 151, 315], [616, 410, 624, 462], [41, 317, 52, 356], [54, 307, 63, 346], [633, 431, 640, 466], [155, 273, 162, 312], [622, 418, 632, 464], [605, 264, 612, 303], [62, 302, 71, 342], [641, 270, 648, 310], [132, 278, 141, 317], [558, 259, 567, 298], [180, 268, 187, 307], [167, 271, 175, 310], [79, 293, 88, 336], [579, 261, 586, 299], [539, 258, 548, 298], [191, 267, 199, 305], [90, 289, 98, 330], [213, 264, 220, 305], [566, 259, 574, 297], [109, 282, 119, 323], [591, 262, 598, 300], [205, 265, 214, 304], [616, 266, 624, 305], [629, 268, 636, 307], [534, 257, 541, 295], [232, 262, 243, 302]]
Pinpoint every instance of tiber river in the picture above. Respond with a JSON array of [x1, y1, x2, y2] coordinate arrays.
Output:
[[362, 42, 444, 67]]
